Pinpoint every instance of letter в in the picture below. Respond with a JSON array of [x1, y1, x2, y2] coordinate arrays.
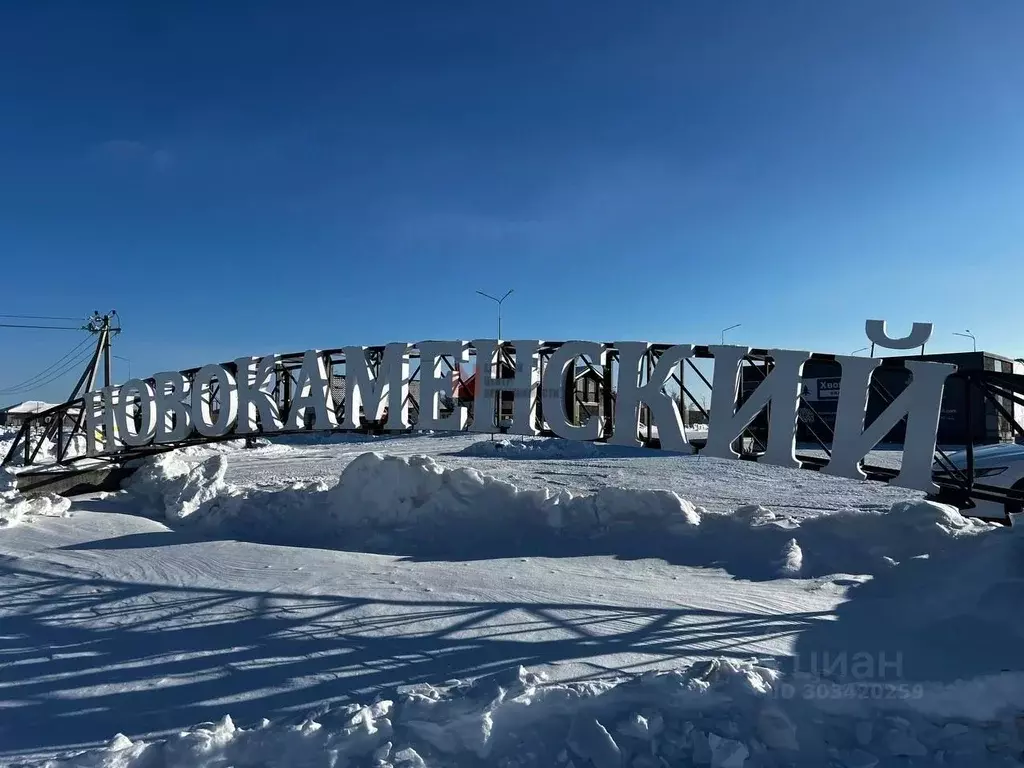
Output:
[[191, 364, 239, 437]]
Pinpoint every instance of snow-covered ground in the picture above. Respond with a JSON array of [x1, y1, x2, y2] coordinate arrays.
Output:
[[1, 433, 1023, 767]]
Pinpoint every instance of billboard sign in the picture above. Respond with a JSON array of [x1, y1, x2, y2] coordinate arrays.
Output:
[[817, 377, 842, 400]]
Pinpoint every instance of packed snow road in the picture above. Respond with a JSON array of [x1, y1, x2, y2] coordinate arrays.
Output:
[[1, 433, 1022, 767]]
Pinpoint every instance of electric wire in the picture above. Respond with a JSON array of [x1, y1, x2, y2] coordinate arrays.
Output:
[[0, 336, 93, 394], [0, 345, 94, 396], [0, 313, 85, 322], [0, 345, 95, 396], [0, 347, 94, 397], [0, 323, 84, 330]]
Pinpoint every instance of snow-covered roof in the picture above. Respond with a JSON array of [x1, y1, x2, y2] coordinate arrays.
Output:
[[0, 400, 58, 415]]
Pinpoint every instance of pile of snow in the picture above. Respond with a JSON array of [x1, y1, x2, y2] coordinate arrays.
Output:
[[25, 658, 1024, 767], [0, 467, 71, 528], [459, 436, 604, 459], [120, 450, 998, 578], [703, 499, 996, 579], [122, 451, 230, 521], [121, 451, 702, 550], [0, 424, 18, 460], [0, 427, 71, 468]]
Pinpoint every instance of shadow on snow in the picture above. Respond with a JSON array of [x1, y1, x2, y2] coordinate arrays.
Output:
[[0, 556, 822, 757]]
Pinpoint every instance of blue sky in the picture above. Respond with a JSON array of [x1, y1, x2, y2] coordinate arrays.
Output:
[[1, 2, 1023, 405]]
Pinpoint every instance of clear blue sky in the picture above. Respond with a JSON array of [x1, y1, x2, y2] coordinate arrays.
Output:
[[2, 2, 1023, 405]]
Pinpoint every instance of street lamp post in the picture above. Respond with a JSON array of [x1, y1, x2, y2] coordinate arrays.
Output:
[[720, 323, 741, 344], [476, 289, 514, 438], [953, 330, 977, 352], [476, 289, 514, 339]]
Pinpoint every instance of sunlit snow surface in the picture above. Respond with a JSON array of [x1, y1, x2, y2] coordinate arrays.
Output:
[[1, 432, 1023, 767]]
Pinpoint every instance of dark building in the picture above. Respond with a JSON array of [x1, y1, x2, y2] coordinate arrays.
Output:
[[740, 351, 1021, 447], [563, 363, 605, 426]]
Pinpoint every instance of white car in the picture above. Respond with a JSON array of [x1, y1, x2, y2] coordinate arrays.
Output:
[[932, 442, 1024, 520]]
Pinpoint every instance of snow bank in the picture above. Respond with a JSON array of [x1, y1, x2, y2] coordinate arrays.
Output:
[[122, 452, 229, 521], [120, 451, 998, 579], [0, 423, 18, 458], [703, 499, 997, 579], [459, 437, 603, 459], [0, 467, 71, 528], [25, 658, 1024, 767], [122, 451, 703, 549]]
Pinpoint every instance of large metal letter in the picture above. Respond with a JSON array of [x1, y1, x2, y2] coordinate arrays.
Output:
[[417, 340, 470, 431], [342, 343, 412, 431], [100, 385, 123, 454], [153, 371, 193, 443], [470, 339, 542, 436], [822, 356, 955, 493], [541, 341, 607, 441], [115, 379, 157, 448], [286, 350, 338, 430], [609, 342, 694, 452], [84, 390, 106, 456], [864, 320, 933, 351], [191, 364, 239, 437], [704, 346, 811, 468], [235, 355, 283, 434]]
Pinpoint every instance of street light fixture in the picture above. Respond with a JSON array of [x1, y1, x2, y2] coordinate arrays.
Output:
[[953, 330, 976, 352], [720, 323, 741, 344], [476, 289, 514, 339]]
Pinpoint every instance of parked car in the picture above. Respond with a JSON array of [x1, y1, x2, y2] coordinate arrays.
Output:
[[933, 443, 1024, 520]]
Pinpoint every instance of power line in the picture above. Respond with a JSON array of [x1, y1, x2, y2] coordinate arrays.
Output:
[[0, 323, 84, 330], [0, 313, 84, 322], [0, 336, 93, 394], [0, 311, 122, 403], [0, 346, 94, 394], [0, 345, 95, 396]]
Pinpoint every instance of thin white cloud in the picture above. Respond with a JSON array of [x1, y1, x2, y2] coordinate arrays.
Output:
[[93, 140, 174, 171], [401, 211, 545, 242], [396, 154, 743, 246]]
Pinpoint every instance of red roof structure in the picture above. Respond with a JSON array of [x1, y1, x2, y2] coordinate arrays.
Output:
[[452, 368, 477, 400]]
